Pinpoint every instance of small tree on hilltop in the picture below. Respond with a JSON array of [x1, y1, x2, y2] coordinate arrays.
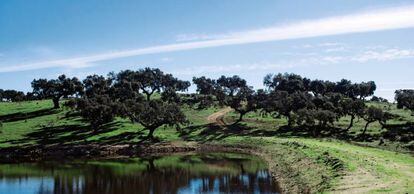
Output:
[[261, 90, 293, 125], [215, 75, 258, 124], [362, 106, 392, 137], [340, 98, 366, 131], [0, 90, 26, 102], [32, 75, 83, 108], [355, 81, 376, 100], [262, 91, 312, 127], [395, 89, 414, 113], [192, 76, 217, 95], [295, 95, 339, 136], [226, 87, 258, 124], [192, 76, 218, 109], [192, 75, 259, 124], [296, 108, 337, 136]]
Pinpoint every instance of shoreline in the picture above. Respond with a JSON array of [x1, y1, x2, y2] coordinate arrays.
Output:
[[0, 142, 314, 194]]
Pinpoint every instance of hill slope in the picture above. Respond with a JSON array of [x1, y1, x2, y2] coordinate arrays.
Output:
[[0, 100, 413, 193]]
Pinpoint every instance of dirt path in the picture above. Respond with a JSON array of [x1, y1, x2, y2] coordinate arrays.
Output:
[[206, 107, 232, 126]]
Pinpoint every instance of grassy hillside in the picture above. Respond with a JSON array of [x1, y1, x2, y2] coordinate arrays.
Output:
[[216, 136, 414, 193], [0, 100, 218, 148], [0, 99, 413, 193], [223, 102, 414, 152]]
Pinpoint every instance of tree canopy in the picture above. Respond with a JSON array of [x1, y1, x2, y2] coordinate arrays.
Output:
[[115, 68, 190, 101], [63, 68, 190, 141], [395, 89, 414, 112], [193, 75, 259, 124], [0, 89, 26, 102], [31, 74, 83, 108], [120, 99, 187, 139]]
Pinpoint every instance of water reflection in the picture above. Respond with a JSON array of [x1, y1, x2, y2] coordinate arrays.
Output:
[[0, 153, 280, 194]]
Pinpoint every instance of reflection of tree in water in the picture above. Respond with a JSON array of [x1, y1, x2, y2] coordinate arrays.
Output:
[[29, 155, 280, 194]]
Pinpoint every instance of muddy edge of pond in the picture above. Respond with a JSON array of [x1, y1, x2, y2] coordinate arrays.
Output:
[[0, 142, 311, 194]]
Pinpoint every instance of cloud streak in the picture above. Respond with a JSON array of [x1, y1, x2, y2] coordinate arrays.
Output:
[[353, 48, 414, 62], [2, 5, 414, 73], [172, 46, 414, 76], [171, 62, 300, 76]]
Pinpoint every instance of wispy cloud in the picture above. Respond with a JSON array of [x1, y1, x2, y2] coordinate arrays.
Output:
[[160, 57, 173, 62], [352, 48, 414, 62], [291, 47, 414, 65], [175, 33, 229, 42], [293, 42, 348, 53], [2, 5, 414, 73], [173, 46, 414, 75], [294, 42, 345, 49], [324, 46, 348, 53], [172, 55, 351, 76], [172, 62, 300, 76]]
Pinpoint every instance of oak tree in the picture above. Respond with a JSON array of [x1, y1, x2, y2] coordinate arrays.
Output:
[[32, 75, 83, 108]]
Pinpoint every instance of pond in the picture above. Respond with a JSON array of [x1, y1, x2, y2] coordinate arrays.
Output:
[[0, 153, 280, 194]]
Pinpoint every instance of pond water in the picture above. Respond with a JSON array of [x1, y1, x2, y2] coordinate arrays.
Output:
[[0, 153, 280, 194]]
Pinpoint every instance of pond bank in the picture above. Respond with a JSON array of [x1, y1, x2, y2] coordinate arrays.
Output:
[[0, 140, 336, 193]]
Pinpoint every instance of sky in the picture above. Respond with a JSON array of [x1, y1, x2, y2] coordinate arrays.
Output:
[[0, 0, 414, 100]]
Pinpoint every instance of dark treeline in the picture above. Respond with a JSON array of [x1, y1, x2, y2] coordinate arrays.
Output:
[[2, 68, 414, 140], [192, 73, 387, 136], [190, 73, 413, 138], [0, 89, 39, 102]]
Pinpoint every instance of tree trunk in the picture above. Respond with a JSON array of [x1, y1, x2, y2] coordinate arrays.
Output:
[[52, 98, 60, 109], [234, 112, 245, 125], [362, 121, 371, 137], [346, 114, 355, 131], [147, 127, 155, 140], [143, 89, 154, 101], [312, 128, 320, 137], [379, 121, 387, 129], [287, 114, 293, 127], [147, 158, 156, 172]]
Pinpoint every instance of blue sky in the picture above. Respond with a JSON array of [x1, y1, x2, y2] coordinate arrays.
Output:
[[1, 0, 414, 100]]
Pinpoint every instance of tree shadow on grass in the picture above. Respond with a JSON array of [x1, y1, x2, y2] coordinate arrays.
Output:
[[0, 108, 59, 122], [179, 119, 380, 144], [381, 123, 414, 142], [93, 129, 147, 145], [180, 122, 277, 142], [3, 121, 146, 148]]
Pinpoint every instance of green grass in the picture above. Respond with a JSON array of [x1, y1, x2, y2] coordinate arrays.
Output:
[[0, 100, 220, 148], [223, 103, 414, 152], [293, 137, 414, 193], [214, 136, 414, 193], [0, 100, 52, 115]]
